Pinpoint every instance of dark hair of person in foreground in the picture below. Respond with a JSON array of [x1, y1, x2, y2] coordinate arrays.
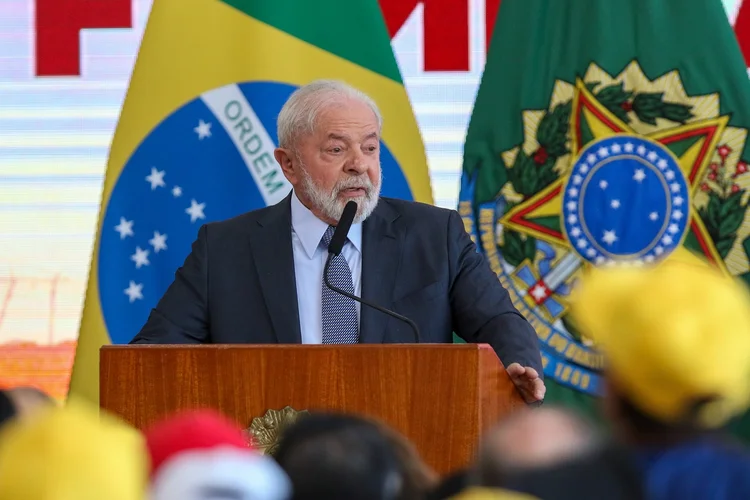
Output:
[[273, 412, 406, 500]]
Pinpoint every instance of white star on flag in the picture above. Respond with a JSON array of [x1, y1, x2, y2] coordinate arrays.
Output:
[[672, 210, 684, 220], [657, 159, 668, 170], [624, 142, 634, 153], [566, 201, 577, 211], [665, 170, 675, 181], [124, 281, 143, 303], [567, 214, 578, 224], [172, 186, 183, 197], [662, 235, 673, 245], [530, 284, 548, 301], [655, 246, 664, 255], [650, 212, 659, 221], [668, 223, 679, 234], [194, 119, 212, 140], [670, 183, 681, 193], [568, 188, 579, 197], [131, 246, 150, 269], [577, 239, 587, 249], [186, 199, 206, 222], [611, 143, 622, 153], [570, 227, 582, 238], [645, 255, 655, 263], [599, 180, 608, 189], [595, 256, 606, 265], [674, 196, 684, 206], [573, 174, 583, 185], [598, 146, 609, 157], [633, 169, 646, 182], [586, 248, 597, 258], [602, 229, 618, 245], [611, 199, 621, 209], [146, 167, 166, 190], [149, 231, 168, 253], [637, 145, 647, 156], [587, 153, 597, 164], [115, 217, 134, 239], [647, 151, 658, 162], [580, 165, 590, 174]]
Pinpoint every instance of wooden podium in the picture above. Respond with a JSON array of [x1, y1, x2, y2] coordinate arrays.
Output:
[[99, 343, 524, 474]]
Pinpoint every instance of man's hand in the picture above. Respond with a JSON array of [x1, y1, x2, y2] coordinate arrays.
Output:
[[506, 363, 546, 404]]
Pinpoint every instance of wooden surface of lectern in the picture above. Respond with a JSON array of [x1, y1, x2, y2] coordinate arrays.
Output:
[[100, 344, 524, 474]]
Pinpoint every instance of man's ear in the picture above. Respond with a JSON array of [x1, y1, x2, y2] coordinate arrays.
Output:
[[274, 147, 297, 184]]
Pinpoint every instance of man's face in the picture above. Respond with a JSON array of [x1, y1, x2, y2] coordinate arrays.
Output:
[[275, 97, 382, 224]]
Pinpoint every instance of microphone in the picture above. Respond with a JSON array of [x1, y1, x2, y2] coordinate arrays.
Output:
[[324, 200, 421, 343]]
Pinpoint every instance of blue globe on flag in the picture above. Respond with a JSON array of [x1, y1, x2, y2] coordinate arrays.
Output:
[[562, 134, 690, 266], [98, 81, 414, 344]]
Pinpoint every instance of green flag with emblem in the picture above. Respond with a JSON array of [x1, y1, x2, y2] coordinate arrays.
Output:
[[459, 0, 750, 435]]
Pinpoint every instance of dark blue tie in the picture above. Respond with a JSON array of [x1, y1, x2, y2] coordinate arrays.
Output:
[[321, 225, 359, 344]]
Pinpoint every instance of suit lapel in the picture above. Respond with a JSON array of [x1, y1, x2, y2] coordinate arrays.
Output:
[[249, 193, 302, 344], [360, 200, 401, 344]]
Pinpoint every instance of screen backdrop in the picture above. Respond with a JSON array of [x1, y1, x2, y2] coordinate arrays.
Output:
[[0, 0, 745, 398]]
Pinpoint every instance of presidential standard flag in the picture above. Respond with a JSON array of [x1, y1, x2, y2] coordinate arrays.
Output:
[[69, 0, 433, 404], [458, 0, 750, 427]]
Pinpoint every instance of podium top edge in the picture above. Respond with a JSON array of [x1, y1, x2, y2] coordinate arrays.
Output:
[[101, 343, 491, 351]]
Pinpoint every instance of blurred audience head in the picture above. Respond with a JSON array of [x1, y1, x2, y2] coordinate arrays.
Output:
[[497, 440, 646, 500], [476, 406, 600, 483], [472, 407, 645, 499], [0, 386, 55, 428], [144, 409, 290, 500], [273, 412, 404, 500], [0, 400, 148, 500], [571, 259, 750, 439]]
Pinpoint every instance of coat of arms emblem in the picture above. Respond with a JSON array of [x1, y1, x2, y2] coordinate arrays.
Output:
[[459, 60, 750, 395]]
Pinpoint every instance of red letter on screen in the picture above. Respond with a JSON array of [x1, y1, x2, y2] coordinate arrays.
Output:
[[735, 1, 750, 68], [486, 0, 500, 51], [380, 0, 469, 71], [35, 0, 132, 76]]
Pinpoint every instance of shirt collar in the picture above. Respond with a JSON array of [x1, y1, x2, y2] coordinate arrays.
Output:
[[291, 189, 362, 259]]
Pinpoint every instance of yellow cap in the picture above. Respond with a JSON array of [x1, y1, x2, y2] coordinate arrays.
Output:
[[450, 487, 540, 499], [571, 259, 750, 428], [0, 400, 148, 500]]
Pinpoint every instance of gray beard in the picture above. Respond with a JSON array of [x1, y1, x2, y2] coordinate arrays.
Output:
[[298, 165, 382, 224]]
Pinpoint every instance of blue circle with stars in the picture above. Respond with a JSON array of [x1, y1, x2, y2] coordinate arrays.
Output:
[[562, 134, 689, 265], [98, 81, 414, 344]]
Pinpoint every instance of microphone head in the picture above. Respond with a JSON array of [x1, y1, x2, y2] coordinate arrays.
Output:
[[328, 201, 358, 255]]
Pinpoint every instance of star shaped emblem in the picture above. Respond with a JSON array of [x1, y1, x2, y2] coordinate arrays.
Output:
[[145, 167, 166, 190], [124, 281, 144, 303], [500, 78, 730, 270], [186, 199, 206, 223], [194, 119, 212, 140]]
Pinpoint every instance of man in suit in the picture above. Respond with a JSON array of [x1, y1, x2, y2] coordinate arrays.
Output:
[[131, 79, 545, 403]]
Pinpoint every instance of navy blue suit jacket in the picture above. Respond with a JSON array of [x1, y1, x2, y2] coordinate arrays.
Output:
[[130, 194, 543, 375]]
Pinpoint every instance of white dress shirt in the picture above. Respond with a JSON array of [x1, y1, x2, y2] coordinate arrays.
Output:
[[291, 190, 362, 344]]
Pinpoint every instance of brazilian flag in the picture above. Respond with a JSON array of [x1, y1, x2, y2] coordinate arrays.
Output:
[[459, 0, 750, 439], [69, 0, 432, 404]]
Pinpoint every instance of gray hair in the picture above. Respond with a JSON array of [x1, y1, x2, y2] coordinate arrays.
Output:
[[276, 79, 383, 150]]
